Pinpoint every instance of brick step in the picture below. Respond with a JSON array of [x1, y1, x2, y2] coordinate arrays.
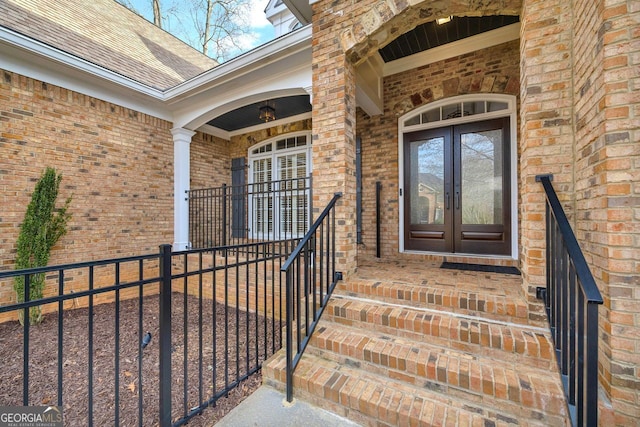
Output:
[[305, 320, 567, 419], [337, 276, 540, 327], [324, 295, 556, 370], [263, 350, 568, 427]]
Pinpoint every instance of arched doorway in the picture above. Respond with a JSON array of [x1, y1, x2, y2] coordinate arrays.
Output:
[[399, 94, 518, 257]]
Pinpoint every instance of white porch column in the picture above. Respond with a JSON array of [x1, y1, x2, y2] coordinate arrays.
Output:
[[171, 127, 195, 251]]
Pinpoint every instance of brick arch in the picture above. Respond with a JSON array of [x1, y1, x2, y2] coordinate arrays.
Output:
[[340, 0, 522, 65], [390, 45, 521, 119]]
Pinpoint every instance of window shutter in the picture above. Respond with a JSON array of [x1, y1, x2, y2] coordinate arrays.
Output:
[[231, 157, 246, 238], [356, 137, 362, 244]]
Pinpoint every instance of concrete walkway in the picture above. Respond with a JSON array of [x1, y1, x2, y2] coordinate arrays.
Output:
[[214, 386, 361, 426]]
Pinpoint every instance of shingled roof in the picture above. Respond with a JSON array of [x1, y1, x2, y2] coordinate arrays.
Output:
[[0, 0, 219, 91]]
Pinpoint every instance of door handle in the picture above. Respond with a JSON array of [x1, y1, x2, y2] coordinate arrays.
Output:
[[455, 191, 460, 210], [445, 192, 450, 210]]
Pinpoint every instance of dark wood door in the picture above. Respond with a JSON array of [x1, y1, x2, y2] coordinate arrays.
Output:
[[404, 118, 511, 255]]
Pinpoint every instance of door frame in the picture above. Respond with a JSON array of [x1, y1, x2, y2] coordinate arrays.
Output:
[[398, 94, 518, 259]]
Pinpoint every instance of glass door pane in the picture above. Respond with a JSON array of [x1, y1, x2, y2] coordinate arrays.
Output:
[[277, 152, 308, 237], [251, 157, 273, 235], [454, 117, 510, 256], [409, 137, 445, 226], [460, 129, 503, 225], [404, 128, 452, 253]]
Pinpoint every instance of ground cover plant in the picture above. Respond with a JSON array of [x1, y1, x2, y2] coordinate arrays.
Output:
[[0, 292, 279, 426]]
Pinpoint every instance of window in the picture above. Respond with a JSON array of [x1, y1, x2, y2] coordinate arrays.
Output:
[[404, 100, 509, 128], [248, 133, 312, 238]]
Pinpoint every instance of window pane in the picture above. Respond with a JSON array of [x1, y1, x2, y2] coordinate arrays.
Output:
[[460, 129, 503, 225], [487, 101, 508, 112], [442, 103, 462, 120], [422, 109, 440, 123], [405, 115, 420, 126], [409, 137, 445, 225], [252, 158, 273, 234], [463, 101, 485, 116]]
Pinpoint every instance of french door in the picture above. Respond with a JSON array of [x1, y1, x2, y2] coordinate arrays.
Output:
[[403, 118, 511, 255], [249, 134, 311, 239]]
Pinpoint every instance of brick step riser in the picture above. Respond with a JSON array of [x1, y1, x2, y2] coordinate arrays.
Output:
[[336, 282, 538, 327], [323, 302, 556, 370], [263, 352, 569, 427], [306, 331, 567, 417]]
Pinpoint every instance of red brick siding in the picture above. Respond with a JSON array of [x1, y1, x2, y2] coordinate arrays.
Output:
[[0, 70, 173, 307], [190, 132, 230, 190]]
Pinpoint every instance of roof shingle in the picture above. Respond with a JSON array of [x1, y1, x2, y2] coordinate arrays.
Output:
[[0, 0, 219, 90]]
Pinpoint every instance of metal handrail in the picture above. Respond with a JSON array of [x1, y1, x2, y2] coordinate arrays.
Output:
[[536, 174, 603, 427], [187, 176, 312, 249], [281, 192, 342, 402]]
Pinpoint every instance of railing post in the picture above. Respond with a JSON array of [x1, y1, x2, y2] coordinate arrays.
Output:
[[584, 301, 599, 425], [285, 267, 293, 402], [158, 244, 172, 427], [222, 184, 228, 247], [376, 182, 382, 258]]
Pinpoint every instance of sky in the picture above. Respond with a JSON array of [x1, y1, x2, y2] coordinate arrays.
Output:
[[124, 0, 275, 61]]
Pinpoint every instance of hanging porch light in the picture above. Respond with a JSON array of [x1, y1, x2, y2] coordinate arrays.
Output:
[[259, 101, 276, 122]]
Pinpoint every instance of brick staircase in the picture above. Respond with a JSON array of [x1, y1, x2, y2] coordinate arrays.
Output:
[[263, 260, 569, 426]]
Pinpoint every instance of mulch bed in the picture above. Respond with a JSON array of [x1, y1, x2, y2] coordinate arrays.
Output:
[[0, 292, 281, 426]]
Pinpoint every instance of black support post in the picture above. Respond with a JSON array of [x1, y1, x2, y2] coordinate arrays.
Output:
[[158, 244, 172, 427]]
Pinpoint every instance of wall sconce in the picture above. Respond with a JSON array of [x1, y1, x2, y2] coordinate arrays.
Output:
[[259, 101, 276, 122]]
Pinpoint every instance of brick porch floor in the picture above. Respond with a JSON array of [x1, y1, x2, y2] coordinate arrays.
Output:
[[264, 258, 569, 426]]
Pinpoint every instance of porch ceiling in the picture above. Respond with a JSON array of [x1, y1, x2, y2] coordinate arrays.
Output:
[[206, 94, 311, 132], [379, 15, 520, 63]]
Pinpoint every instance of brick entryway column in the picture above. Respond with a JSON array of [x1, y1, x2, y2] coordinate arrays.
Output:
[[520, 0, 576, 318], [311, 14, 358, 276]]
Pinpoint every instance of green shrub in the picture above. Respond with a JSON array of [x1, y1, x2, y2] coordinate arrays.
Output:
[[14, 167, 72, 325]]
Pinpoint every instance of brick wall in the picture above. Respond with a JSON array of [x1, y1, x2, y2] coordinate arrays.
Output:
[[356, 40, 521, 261], [228, 119, 312, 161], [519, 0, 576, 315], [190, 132, 230, 190], [572, 0, 640, 423], [0, 70, 174, 308]]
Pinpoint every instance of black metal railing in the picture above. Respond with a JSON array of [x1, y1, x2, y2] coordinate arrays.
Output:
[[187, 176, 312, 249], [281, 192, 342, 402], [536, 174, 603, 427], [0, 240, 296, 426]]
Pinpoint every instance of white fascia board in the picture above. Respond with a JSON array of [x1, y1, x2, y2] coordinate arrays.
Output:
[[0, 26, 171, 120], [382, 23, 521, 77], [281, 0, 312, 25], [265, 0, 290, 20], [171, 46, 312, 130], [196, 124, 230, 140], [165, 25, 312, 103]]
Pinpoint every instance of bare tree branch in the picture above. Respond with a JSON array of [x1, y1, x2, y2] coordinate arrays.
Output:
[[153, 0, 162, 28]]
